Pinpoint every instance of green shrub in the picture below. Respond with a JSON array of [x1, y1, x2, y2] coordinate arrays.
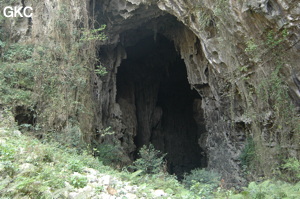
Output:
[[232, 180, 300, 199], [92, 127, 124, 166], [36, 165, 65, 189], [95, 65, 108, 76], [266, 29, 288, 48], [14, 176, 45, 197], [69, 175, 88, 188], [0, 161, 16, 177], [96, 143, 122, 166], [0, 142, 15, 161], [130, 144, 166, 174], [2, 43, 34, 62], [67, 158, 85, 172], [281, 157, 300, 182], [240, 137, 256, 168], [0, 141, 17, 177], [245, 39, 258, 52], [183, 168, 221, 188], [183, 168, 221, 198], [0, 44, 36, 107]]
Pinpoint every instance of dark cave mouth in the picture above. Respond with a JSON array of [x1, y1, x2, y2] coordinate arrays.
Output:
[[116, 33, 208, 177]]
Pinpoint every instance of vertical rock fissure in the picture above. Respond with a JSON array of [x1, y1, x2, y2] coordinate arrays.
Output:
[[116, 33, 207, 177]]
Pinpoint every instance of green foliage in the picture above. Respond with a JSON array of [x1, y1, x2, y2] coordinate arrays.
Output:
[[0, 1, 104, 148], [2, 43, 34, 62], [0, 38, 90, 137], [281, 158, 300, 182], [95, 142, 123, 166], [67, 158, 85, 172], [69, 175, 88, 188], [240, 137, 256, 168], [266, 29, 288, 48], [245, 40, 258, 52], [0, 126, 200, 198], [0, 139, 18, 178], [119, 169, 200, 199], [183, 168, 221, 198], [130, 144, 166, 174], [0, 127, 108, 198], [3, 124, 300, 198], [92, 127, 124, 166], [95, 185, 104, 193], [232, 180, 300, 199], [239, 65, 248, 72], [0, 160, 17, 177], [0, 44, 35, 107], [79, 25, 108, 76], [80, 25, 107, 42], [0, 108, 16, 128], [183, 168, 221, 188], [0, 39, 6, 48], [190, 182, 217, 198], [0, 141, 15, 161], [237, 27, 299, 180], [95, 65, 108, 76]]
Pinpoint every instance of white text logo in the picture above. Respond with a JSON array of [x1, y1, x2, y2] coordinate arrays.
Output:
[[3, 6, 33, 18]]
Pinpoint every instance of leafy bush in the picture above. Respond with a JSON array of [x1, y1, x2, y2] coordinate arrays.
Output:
[[183, 168, 221, 188], [281, 157, 300, 182], [0, 161, 16, 177], [2, 43, 34, 62], [95, 65, 108, 76], [95, 143, 123, 166], [232, 180, 300, 199], [183, 168, 221, 198], [245, 39, 258, 53], [67, 158, 85, 172], [0, 44, 36, 107], [130, 144, 166, 174], [240, 137, 256, 168], [80, 25, 107, 42], [93, 128, 124, 166], [69, 175, 88, 188], [0, 141, 15, 161]]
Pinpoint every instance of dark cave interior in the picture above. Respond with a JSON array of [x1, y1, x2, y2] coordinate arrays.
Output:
[[14, 106, 35, 126], [116, 33, 207, 178]]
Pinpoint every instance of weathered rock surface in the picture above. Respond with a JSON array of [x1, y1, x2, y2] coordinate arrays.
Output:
[[92, 0, 300, 185], [65, 168, 168, 199], [6, 0, 300, 186]]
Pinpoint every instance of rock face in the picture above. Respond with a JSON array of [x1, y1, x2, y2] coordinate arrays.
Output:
[[5, 0, 300, 185], [92, 0, 300, 184]]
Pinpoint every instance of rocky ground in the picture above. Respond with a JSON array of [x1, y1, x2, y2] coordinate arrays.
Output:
[[0, 127, 172, 199]]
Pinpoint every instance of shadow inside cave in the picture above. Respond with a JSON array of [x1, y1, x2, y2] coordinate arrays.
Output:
[[116, 32, 207, 178]]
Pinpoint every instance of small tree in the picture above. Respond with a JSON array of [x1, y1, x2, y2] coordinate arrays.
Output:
[[131, 144, 166, 174]]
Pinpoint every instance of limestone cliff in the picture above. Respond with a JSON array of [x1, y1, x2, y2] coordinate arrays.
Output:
[[92, 0, 300, 185], [2, 0, 300, 186]]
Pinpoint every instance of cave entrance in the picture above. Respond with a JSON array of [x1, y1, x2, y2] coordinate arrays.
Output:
[[116, 33, 207, 178]]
